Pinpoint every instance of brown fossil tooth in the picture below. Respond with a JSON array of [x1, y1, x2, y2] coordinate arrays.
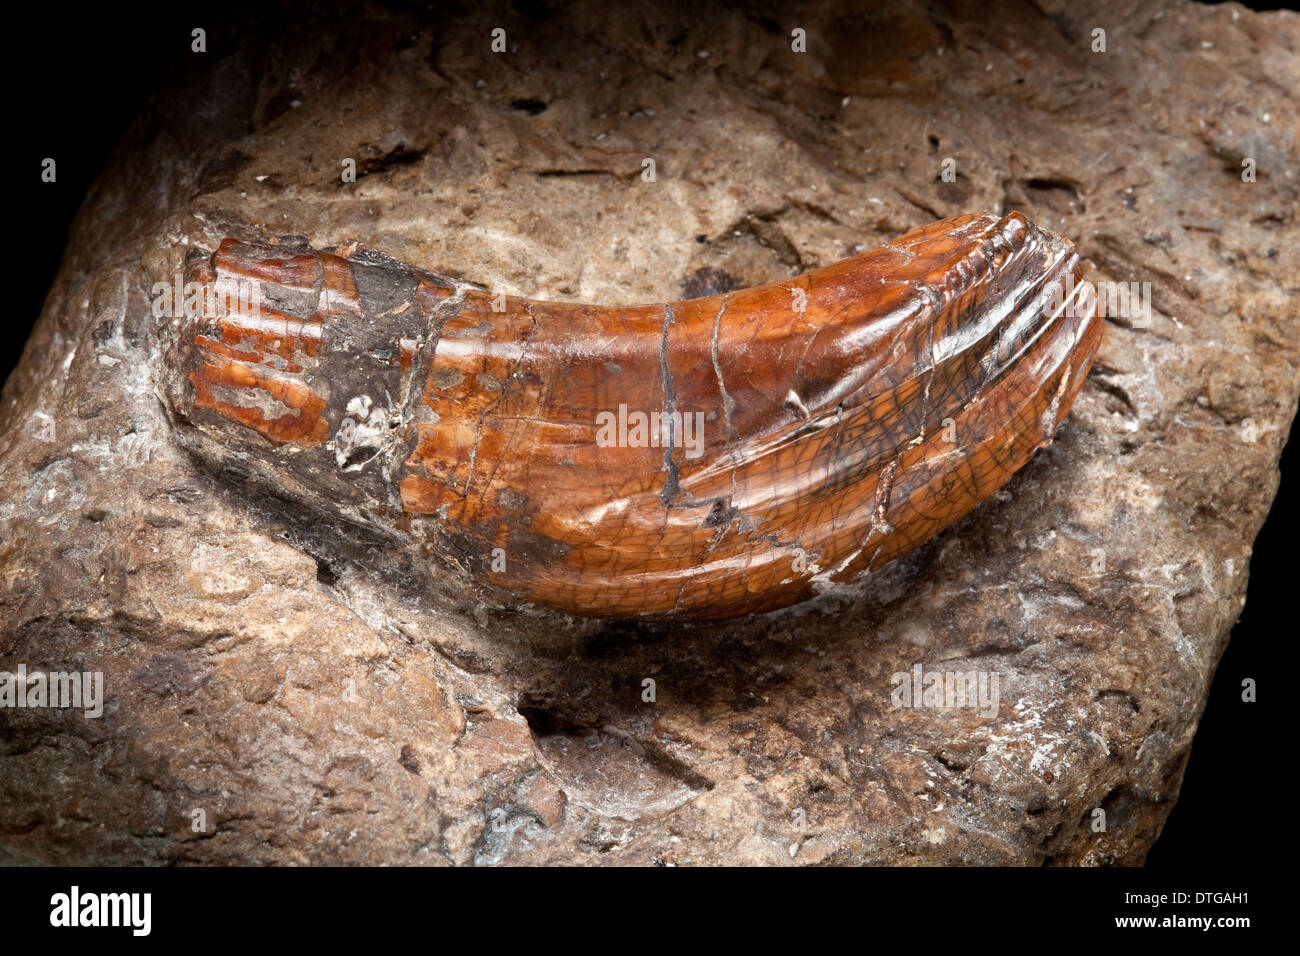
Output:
[[164, 212, 1102, 620]]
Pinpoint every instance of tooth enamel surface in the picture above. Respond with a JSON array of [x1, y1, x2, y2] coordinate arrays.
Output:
[[167, 213, 1101, 619]]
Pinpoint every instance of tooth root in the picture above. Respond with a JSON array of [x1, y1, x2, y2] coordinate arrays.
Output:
[[166, 212, 1103, 620]]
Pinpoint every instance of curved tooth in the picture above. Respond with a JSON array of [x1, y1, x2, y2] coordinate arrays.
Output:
[[166, 212, 1102, 620]]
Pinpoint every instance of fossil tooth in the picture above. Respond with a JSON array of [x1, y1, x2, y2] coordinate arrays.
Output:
[[164, 212, 1103, 619]]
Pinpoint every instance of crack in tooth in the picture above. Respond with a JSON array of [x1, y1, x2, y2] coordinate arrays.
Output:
[[707, 292, 746, 536], [784, 390, 812, 420], [710, 294, 737, 449], [437, 290, 538, 500], [911, 315, 938, 450], [472, 305, 540, 505], [658, 303, 682, 509], [870, 455, 900, 538]]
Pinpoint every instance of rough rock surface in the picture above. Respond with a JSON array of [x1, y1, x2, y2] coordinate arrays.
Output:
[[1, 0, 1296, 865]]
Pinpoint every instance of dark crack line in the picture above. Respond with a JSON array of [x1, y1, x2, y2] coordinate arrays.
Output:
[[473, 305, 540, 506], [871, 455, 900, 540], [658, 303, 682, 508], [918, 311, 937, 446], [711, 293, 737, 453], [461, 301, 539, 499], [708, 292, 747, 544]]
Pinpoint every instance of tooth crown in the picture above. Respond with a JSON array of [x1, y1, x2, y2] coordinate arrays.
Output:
[[165, 212, 1102, 620]]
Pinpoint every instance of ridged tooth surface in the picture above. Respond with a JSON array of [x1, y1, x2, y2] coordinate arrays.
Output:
[[166, 212, 1102, 620]]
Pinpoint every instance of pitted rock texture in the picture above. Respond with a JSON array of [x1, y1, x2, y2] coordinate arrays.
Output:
[[1, 0, 1296, 865]]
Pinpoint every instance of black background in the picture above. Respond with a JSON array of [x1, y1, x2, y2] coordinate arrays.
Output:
[[4, 1, 1285, 869]]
